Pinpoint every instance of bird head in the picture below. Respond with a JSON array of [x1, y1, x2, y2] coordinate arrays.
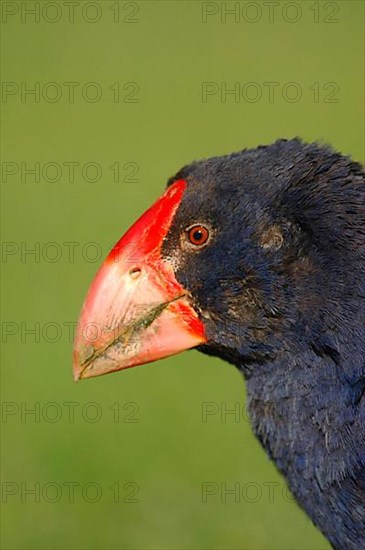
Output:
[[73, 139, 364, 381]]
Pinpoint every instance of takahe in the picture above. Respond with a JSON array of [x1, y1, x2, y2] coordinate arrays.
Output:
[[73, 139, 365, 549]]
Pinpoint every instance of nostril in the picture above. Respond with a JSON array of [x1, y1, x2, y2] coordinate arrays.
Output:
[[129, 267, 141, 279]]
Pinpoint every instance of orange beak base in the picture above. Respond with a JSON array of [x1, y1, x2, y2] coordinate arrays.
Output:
[[73, 180, 207, 381]]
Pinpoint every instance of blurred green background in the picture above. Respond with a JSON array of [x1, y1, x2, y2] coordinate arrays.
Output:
[[1, 1, 364, 548]]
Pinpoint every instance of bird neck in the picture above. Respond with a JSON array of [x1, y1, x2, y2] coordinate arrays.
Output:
[[244, 348, 365, 549]]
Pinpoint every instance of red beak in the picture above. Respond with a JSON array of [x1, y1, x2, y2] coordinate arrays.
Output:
[[73, 180, 207, 381]]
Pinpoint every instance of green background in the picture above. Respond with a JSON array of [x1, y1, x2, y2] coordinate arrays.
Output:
[[1, 1, 364, 548]]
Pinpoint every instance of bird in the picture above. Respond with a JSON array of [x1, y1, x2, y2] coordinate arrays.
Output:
[[73, 138, 365, 550]]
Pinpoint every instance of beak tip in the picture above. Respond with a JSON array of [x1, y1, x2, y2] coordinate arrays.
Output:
[[73, 371, 80, 383], [72, 349, 84, 382]]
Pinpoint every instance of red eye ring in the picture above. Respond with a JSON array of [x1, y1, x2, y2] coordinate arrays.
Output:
[[186, 224, 210, 247]]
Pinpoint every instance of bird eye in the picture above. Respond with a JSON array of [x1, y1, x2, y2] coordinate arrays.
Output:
[[186, 224, 210, 247]]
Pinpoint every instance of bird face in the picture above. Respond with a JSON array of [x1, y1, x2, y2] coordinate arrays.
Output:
[[161, 163, 290, 369], [73, 149, 301, 381]]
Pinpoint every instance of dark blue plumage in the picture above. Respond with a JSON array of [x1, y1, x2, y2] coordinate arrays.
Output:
[[162, 139, 365, 549]]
